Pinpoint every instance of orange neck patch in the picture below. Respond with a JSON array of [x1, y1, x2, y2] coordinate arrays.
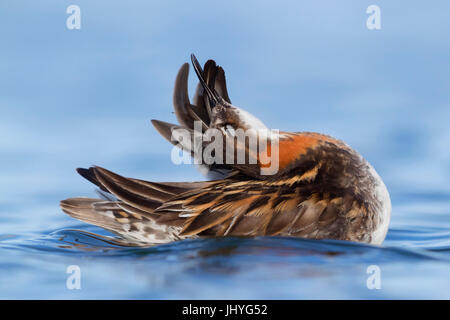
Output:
[[260, 132, 342, 171]]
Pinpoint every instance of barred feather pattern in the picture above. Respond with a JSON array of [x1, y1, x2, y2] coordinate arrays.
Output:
[[60, 55, 390, 245]]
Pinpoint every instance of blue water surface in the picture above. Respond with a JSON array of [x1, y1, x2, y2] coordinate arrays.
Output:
[[1, 1, 450, 299]]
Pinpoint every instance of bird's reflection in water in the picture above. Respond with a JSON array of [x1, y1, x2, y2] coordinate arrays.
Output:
[[54, 230, 346, 260], [46, 229, 439, 285], [54, 229, 142, 252]]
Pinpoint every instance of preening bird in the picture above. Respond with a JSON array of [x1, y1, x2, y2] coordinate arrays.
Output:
[[60, 55, 391, 245]]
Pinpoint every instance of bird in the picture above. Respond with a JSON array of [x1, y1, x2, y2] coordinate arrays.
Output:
[[60, 54, 391, 246]]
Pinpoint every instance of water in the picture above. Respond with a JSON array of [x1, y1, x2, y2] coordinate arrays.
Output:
[[1, 192, 450, 299], [1, 1, 450, 299]]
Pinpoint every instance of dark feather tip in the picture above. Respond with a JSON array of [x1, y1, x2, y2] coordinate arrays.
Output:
[[190, 54, 218, 107]]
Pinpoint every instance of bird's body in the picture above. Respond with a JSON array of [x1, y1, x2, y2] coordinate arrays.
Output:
[[61, 55, 391, 245]]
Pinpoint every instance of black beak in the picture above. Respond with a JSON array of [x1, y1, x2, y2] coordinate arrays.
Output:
[[190, 54, 219, 108]]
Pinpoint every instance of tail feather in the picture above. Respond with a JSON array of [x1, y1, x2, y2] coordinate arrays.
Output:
[[150, 119, 195, 154], [60, 166, 213, 244], [152, 55, 249, 180], [172, 63, 196, 129], [76, 167, 108, 192], [93, 171, 161, 212], [61, 198, 126, 234], [61, 197, 179, 244], [61, 55, 261, 244], [171, 56, 231, 131], [93, 167, 171, 203], [203, 59, 231, 104]]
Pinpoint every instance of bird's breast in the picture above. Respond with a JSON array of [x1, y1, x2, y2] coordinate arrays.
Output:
[[366, 164, 391, 244]]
